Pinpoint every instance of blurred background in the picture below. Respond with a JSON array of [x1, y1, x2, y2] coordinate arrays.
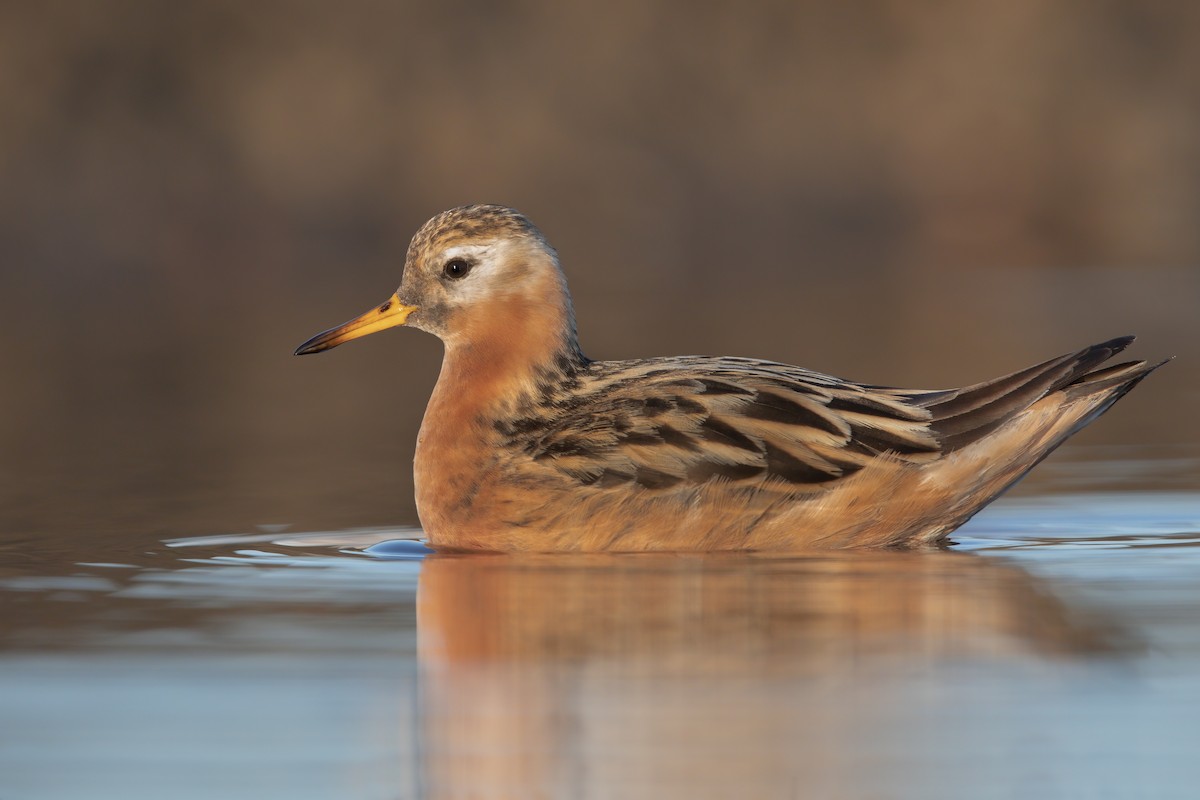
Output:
[[2, 1, 1198, 545]]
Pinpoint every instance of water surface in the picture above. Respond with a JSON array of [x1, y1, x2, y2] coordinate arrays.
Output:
[[2, 450, 1200, 799]]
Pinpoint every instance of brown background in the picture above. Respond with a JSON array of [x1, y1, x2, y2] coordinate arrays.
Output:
[[2, 2, 1197, 541]]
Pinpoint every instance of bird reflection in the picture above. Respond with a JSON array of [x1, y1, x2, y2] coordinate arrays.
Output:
[[416, 549, 1128, 799]]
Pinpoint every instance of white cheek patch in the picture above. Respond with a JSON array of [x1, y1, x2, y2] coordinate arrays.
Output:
[[442, 241, 531, 304], [439, 243, 496, 303]]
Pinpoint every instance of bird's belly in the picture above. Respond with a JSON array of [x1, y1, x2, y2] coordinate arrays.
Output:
[[410, 457, 798, 551], [409, 452, 966, 552]]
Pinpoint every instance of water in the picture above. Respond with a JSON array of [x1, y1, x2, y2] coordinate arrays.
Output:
[[1, 449, 1198, 799]]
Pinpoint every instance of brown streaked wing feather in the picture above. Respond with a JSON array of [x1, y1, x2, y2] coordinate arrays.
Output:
[[515, 357, 943, 491]]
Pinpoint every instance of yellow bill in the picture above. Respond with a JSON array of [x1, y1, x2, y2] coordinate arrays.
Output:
[[294, 296, 418, 355]]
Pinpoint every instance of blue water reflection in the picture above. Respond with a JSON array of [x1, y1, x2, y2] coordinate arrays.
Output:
[[1, 489, 1199, 799]]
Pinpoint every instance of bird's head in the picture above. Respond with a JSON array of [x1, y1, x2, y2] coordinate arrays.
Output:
[[295, 204, 577, 356]]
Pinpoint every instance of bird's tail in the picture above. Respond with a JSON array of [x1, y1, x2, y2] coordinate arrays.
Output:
[[908, 337, 1168, 544]]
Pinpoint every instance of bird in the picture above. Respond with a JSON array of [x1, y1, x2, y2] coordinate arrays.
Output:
[[295, 204, 1166, 552]]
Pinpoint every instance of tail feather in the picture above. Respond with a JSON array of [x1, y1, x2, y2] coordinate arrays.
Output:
[[1062, 357, 1170, 399], [900, 339, 1166, 545], [912, 336, 1159, 453]]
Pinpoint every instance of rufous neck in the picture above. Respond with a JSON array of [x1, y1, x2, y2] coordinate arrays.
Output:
[[436, 292, 583, 415]]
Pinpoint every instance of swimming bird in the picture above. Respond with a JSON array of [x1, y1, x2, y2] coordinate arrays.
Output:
[[295, 205, 1165, 551]]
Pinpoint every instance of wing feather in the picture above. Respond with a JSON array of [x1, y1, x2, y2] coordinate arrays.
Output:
[[503, 340, 1148, 491], [510, 357, 944, 491]]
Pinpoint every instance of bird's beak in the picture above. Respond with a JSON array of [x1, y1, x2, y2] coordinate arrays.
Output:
[[294, 296, 418, 355]]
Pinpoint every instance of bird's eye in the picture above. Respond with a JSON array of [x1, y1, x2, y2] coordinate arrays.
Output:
[[443, 259, 473, 280]]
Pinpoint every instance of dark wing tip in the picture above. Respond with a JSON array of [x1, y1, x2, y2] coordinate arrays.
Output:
[[930, 335, 1159, 452]]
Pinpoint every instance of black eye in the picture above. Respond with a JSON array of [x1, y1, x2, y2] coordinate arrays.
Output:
[[443, 258, 473, 280]]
